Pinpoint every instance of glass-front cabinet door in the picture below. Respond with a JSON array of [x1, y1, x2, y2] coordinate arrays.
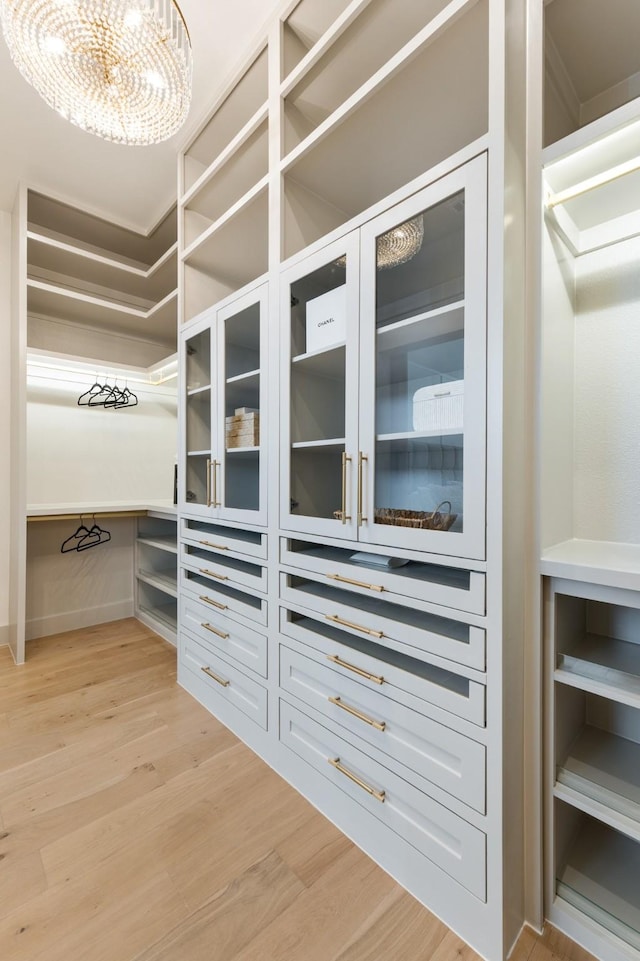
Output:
[[358, 154, 487, 559], [281, 234, 360, 538], [181, 283, 267, 525], [216, 284, 267, 525], [280, 155, 487, 558], [182, 309, 214, 517]]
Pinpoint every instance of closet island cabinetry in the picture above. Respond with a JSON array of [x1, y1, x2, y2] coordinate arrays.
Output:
[[176, 1, 529, 960]]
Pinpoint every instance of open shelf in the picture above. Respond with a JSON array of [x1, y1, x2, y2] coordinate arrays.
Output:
[[544, 103, 640, 254], [137, 535, 178, 554], [282, 0, 488, 257], [556, 809, 640, 953], [137, 569, 178, 598], [556, 634, 640, 705], [282, 0, 455, 156], [281, 0, 362, 82], [182, 46, 268, 194], [557, 725, 640, 832], [27, 279, 177, 346], [183, 120, 269, 250], [138, 602, 178, 635], [182, 188, 268, 323]]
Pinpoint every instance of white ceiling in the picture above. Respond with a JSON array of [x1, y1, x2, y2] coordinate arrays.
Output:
[[0, 0, 282, 231]]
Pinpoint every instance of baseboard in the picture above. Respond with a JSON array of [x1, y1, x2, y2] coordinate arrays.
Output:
[[0, 624, 8, 647], [26, 600, 135, 640]]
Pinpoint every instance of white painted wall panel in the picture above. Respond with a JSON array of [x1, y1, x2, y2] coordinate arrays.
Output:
[[574, 235, 640, 542]]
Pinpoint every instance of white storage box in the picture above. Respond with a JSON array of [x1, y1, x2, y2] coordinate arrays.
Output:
[[413, 380, 464, 432], [306, 285, 346, 353]]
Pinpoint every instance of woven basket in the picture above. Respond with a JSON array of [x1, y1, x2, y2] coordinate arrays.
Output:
[[374, 501, 457, 531]]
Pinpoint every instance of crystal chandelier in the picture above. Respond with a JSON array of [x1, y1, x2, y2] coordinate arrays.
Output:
[[376, 215, 424, 269], [0, 0, 192, 146]]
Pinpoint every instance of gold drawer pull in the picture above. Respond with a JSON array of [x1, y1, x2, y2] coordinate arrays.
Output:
[[201, 622, 229, 640], [198, 595, 228, 611], [201, 666, 230, 687], [327, 573, 384, 593], [199, 540, 229, 550], [325, 614, 383, 639], [329, 696, 385, 732], [199, 568, 229, 581], [328, 757, 385, 803], [327, 655, 384, 685]]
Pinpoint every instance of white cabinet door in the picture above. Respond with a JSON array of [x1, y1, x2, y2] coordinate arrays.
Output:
[[180, 284, 268, 525], [358, 155, 487, 560], [180, 307, 216, 518], [215, 283, 268, 526], [280, 233, 361, 540]]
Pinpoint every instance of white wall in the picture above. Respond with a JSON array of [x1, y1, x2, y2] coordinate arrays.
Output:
[[574, 234, 640, 543], [0, 211, 11, 646], [26, 381, 177, 506]]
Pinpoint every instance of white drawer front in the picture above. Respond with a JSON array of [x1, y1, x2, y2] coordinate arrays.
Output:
[[281, 538, 485, 615], [181, 518, 267, 559], [279, 607, 485, 728], [181, 631, 267, 729], [280, 571, 485, 673], [181, 567, 267, 626], [279, 700, 486, 900], [279, 644, 485, 812], [181, 543, 267, 594], [181, 594, 267, 678]]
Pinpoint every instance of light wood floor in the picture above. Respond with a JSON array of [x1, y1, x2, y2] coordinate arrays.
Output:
[[0, 619, 595, 961]]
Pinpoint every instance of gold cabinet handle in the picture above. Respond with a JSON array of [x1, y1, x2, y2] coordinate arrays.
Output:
[[212, 459, 221, 508], [357, 452, 368, 526], [328, 696, 385, 732], [201, 622, 229, 640], [327, 573, 384, 593], [199, 540, 229, 550], [327, 654, 384, 685], [325, 614, 383, 639], [201, 666, 230, 687], [339, 452, 351, 524], [206, 457, 212, 508], [328, 757, 385, 802], [199, 594, 228, 611], [199, 567, 229, 581]]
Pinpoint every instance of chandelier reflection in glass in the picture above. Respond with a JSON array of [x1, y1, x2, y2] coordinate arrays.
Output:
[[376, 215, 424, 270], [0, 0, 192, 146]]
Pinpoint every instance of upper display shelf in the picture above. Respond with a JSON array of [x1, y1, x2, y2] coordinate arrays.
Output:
[[543, 98, 640, 254]]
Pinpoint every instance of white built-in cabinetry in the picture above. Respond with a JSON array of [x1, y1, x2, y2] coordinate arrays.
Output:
[[135, 510, 178, 645], [535, 2, 640, 959], [176, 2, 529, 960], [9, 188, 179, 663]]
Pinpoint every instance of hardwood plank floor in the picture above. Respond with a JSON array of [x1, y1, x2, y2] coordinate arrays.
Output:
[[0, 620, 596, 961]]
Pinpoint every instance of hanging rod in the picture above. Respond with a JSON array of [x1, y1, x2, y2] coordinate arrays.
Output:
[[546, 156, 640, 208]]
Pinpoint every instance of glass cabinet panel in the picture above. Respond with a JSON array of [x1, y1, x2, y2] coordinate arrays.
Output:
[[219, 294, 264, 518], [181, 284, 267, 525], [282, 234, 360, 539], [280, 154, 486, 558], [183, 324, 213, 511], [359, 155, 487, 558]]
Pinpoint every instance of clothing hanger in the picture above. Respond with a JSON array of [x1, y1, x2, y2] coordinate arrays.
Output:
[[77, 514, 111, 551], [87, 377, 114, 407], [77, 376, 103, 406], [60, 515, 92, 553]]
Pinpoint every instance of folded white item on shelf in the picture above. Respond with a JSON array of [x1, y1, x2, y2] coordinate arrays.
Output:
[[349, 551, 409, 568]]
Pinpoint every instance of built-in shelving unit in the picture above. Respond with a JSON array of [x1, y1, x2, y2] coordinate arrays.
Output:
[[175, 2, 528, 960], [135, 512, 178, 645], [538, 5, 640, 953]]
